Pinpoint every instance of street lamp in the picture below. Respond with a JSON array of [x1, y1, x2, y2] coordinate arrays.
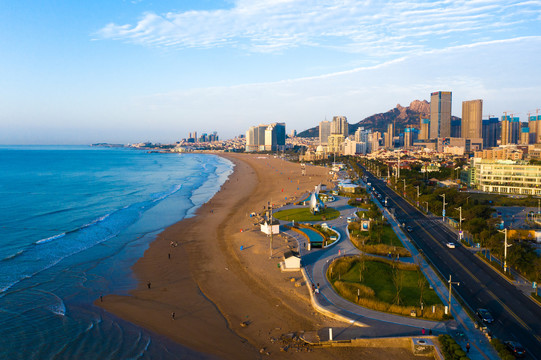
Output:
[[497, 228, 513, 273], [455, 206, 465, 240], [448, 274, 460, 315], [415, 185, 420, 207], [424, 201, 429, 213], [402, 179, 406, 197], [439, 194, 447, 221]]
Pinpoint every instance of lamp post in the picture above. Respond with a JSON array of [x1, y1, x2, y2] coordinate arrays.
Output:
[[415, 185, 420, 207], [396, 151, 401, 179], [424, 201, 429, 213], [455, 206, 465, 238], [269, 201, 274, 259], [402, 179, 406, 197], [497, 228, 512, 273], [440, 194, 447, 221], [448, 274, 460, 315]]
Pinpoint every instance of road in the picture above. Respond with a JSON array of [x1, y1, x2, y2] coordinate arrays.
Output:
[[363, 168, 541, 359]]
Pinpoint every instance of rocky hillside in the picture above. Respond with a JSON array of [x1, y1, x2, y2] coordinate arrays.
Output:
[[297, 100, 459, 138]]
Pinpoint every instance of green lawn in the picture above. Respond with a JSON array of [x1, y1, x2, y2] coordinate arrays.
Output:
[[273, 207, 340, 221], [366, 225, 403, 247], [328, 259, 442, 306], [349, 224, 404, 248], [358, 261, 440, 306]]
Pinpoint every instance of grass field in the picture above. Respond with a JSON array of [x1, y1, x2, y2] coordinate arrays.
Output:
[[349, 223, 403, 248], [327, 256, 446, 320], [273, 207, 340, 221]]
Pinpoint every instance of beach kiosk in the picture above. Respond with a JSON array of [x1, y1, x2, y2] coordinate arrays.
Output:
[[260, 219, 280, 235], [281, 250, 301, 271]]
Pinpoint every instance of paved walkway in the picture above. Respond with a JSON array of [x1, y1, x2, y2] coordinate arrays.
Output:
[[277, 188, 499, 360]]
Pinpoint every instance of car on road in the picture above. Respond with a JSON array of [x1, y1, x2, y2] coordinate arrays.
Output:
[[476, 308, 494, 324], [406, 226, 413, 232], [446, 242, 456, 249], [504, 341, 526, 358]]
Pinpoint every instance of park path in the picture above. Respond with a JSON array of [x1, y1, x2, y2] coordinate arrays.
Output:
[[278, 188, 499, 360]]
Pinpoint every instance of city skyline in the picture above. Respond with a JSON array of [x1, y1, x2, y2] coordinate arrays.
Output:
[[1, 1, 540, 144]]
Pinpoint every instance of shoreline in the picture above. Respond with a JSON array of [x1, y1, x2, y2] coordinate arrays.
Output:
[[97, 153, 337, 358]]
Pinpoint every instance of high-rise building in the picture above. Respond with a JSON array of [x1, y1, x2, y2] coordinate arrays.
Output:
[[430, 91, 452, 139], [510, 117, 521, 144], [404, 127, 413, 149], [264, 123, 286, 151], [520, 127, 530, 145], [327, 134, 345, 154], [331, 116, 348, 138], [462, 100, 483, 140], [246, 125, 268, 151], [501, 116, 520, 145], [319, 120, 331, 145], [530, 115, 541, 144], [482, 117, 499, 148], [500, 115, 511, 145], [385, 123, 394, 148], [419, 118, 430, 140], [451, 119, 462, 138], [370, 131, 381, 153], [528, 116, 537, 144]]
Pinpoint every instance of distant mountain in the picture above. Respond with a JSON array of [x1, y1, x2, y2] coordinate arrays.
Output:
[[297, 100, 460, 138]]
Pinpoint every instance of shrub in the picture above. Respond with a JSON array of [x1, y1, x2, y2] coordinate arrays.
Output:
[[491, 339, 515, 360], [334, 281, 375, 300], [328, 256, 356, 278], [438, 334, 470, 360]]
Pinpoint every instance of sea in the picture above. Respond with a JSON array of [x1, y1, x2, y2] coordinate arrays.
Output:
[[0, 145, 233, 359]]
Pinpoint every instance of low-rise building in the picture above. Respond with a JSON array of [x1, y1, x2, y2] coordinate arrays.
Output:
[[472, 158, 541, 195]]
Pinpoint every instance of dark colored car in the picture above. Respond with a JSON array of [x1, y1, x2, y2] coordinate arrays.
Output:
[[476, 308, 494, 324], [504, 341, 526, 358], [406, 226, 413, 232]]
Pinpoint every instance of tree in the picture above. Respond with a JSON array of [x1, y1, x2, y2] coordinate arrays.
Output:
[[418, 269, 427, 315], [392, 261, 404, 306], [358, 245, 366, 283]]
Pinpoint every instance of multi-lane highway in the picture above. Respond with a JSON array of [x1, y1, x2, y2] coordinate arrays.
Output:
[[363, 167, 541, 359]]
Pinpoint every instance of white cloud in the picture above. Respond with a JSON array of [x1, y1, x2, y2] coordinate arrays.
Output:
[[117, 36, 540, 140], [95, 0, 541, 56]]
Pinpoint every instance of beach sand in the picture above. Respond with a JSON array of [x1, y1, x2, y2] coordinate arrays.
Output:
[[98, 153, 417, 359]]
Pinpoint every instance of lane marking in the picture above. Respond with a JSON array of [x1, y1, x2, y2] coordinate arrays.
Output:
[[392, 188, 534, 334]]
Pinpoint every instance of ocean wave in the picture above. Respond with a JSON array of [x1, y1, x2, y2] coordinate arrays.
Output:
[[81, 213, 111, 229], [3, 250, 24, 261], [35, 232, 66, 245], [151, 183, 182, 203], [48, 298, 66, 317], [0, 182, 189, 294]]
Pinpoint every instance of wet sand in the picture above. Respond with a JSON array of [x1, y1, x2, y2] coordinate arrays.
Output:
[[98, 153, 418, 359]]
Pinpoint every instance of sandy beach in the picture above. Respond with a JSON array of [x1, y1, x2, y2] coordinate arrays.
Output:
[[98, 153, 417, 359]]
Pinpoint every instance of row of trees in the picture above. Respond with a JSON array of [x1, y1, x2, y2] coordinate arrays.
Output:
[[360, 158, 541, 283]]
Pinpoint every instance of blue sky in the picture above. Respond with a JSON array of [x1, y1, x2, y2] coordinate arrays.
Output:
[[1, 0, 540, 144]]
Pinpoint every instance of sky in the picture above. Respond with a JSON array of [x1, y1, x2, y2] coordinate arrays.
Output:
[[1, 0, 540, 144]]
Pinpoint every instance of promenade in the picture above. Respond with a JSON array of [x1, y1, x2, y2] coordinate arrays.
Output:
[[278, 188, 499, 360]]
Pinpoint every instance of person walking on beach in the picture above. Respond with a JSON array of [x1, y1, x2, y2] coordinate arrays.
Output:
[[147, 281, 151, 289], [171, 312, 175, 320]]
